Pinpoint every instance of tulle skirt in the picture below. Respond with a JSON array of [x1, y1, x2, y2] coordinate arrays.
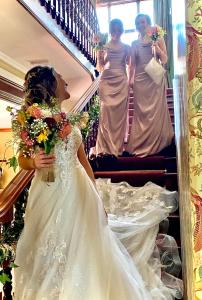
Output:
[[14, 165, 183, 299]]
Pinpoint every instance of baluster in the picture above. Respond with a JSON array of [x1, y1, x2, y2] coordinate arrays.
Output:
[[85, 0, 90, 57], [88, 1, 92, 61], [80, 1, 85, 52], [77, 0, 81, 48], [83, 2, 87, 56], [45, 0, 51, 13], [55, 0, 61, 24], [69, 0, 74, 39], [75, 0, 80, 46], [60, 0, 65, 29], [92, 7, 98, 65], [73, 0, 78, 43], [89, 2, 94, 63], [65, 0, 70, 36], [39, 0, 46, 6], [50, 0, 56, 18]]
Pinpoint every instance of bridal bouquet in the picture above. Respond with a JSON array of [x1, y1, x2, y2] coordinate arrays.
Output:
[[146, 25, 166, 42], [92, 32, 108, 51], [7, 101, 72, 182]]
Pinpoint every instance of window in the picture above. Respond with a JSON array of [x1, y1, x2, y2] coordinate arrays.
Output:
[[139, 0, 154, 24], [96, 0, 154, 46], [96, 7, 109, 33], [110, 3, 137, 31]]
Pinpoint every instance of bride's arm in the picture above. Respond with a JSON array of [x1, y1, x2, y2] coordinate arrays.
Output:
[[77, 143, 95, 182], [18, 150, 55, 170]]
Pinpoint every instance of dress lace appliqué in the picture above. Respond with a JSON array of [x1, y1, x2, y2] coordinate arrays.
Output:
[[55, 126, 82, 189]]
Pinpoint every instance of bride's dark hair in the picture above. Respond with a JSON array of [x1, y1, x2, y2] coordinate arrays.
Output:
[[24, 66, 57, 106]]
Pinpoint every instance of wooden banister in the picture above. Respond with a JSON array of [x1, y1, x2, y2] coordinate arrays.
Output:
[[72, 76, 100, 112], [0, 169, 34, 222], [39, 0, 100, 66]]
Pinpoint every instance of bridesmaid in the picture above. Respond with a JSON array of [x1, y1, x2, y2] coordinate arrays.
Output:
[[95, 19, 130, 157], [125, 14, 174, 157]]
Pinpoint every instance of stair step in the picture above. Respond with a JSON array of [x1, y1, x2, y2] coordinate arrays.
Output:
[[168, 215, 181, 241], [92, 156, 177, 172], [94, 170, 178, 191], [167, 88, 173, 96]]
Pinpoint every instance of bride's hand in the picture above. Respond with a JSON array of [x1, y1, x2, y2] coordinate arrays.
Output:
[[33, 150, 55, 169]]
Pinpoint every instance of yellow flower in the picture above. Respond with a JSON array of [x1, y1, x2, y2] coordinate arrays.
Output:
[[80, 121, 87, 129], [17, 111, 26, 126], [36, 129, 48, 143], [157, 25, 166, 38]]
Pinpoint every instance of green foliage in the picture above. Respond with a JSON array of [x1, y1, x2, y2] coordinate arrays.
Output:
[[0, 273, 11, 284], [0, 189, 28, 284], [7, 156, 18, 172], [81, 96, 100, 140]]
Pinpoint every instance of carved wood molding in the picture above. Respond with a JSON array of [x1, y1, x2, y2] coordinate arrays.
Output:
[[0, 76, 23, 104]]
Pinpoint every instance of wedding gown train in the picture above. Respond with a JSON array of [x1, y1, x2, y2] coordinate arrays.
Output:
[[14, 127, 182, 299]]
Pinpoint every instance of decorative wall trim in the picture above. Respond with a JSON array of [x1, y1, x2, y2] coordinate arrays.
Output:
[[0, 76, 23, 103], [0, 91, 22, 105], [0, 129, 12, 132]]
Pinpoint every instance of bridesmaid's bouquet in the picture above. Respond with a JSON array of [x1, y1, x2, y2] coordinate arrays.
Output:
[[7, 101, 72, 182], [92, 32, 108, 51], [146, 25, 166, 42]]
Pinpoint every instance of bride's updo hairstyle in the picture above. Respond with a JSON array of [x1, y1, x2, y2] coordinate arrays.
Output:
[[24, 66, 57, 107]]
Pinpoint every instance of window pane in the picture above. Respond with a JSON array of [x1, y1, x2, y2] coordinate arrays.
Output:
[[122, 31, 138, 46], [139, 0, 154, 24], [96, 7, 109, 33], [110, 3, 137, 30]]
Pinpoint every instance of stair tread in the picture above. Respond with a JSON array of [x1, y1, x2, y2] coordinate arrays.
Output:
[[95, 170, 176, 175]]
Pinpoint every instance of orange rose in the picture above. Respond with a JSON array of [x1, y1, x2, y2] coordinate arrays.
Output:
[[59, 123, 72, 140]]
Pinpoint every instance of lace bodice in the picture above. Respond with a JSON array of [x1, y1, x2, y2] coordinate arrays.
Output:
[[55, 126, 82, 182], [36, 126, 82, 187]]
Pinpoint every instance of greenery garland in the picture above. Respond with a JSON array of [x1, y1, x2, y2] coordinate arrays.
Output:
[[0, 95, 100, 284]]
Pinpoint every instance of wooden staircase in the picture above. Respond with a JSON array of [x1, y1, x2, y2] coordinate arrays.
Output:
[[91, 88, 182, 284]]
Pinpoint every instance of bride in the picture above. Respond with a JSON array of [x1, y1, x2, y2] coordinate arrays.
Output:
[[14, 66, 182, 299]]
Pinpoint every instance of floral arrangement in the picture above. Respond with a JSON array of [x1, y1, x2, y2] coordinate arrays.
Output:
[[6, 100, 71, 174], [146, 25, 166, 42], [69, 95, 100, 140], [92, 32, 108, 51], [5, 96, 100, 172]]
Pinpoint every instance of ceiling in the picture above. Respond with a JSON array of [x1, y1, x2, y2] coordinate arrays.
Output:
[[0, 0, 90, 82]]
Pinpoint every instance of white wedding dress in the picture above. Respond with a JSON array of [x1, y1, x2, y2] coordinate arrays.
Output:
[[14, 127, 183, 300]]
